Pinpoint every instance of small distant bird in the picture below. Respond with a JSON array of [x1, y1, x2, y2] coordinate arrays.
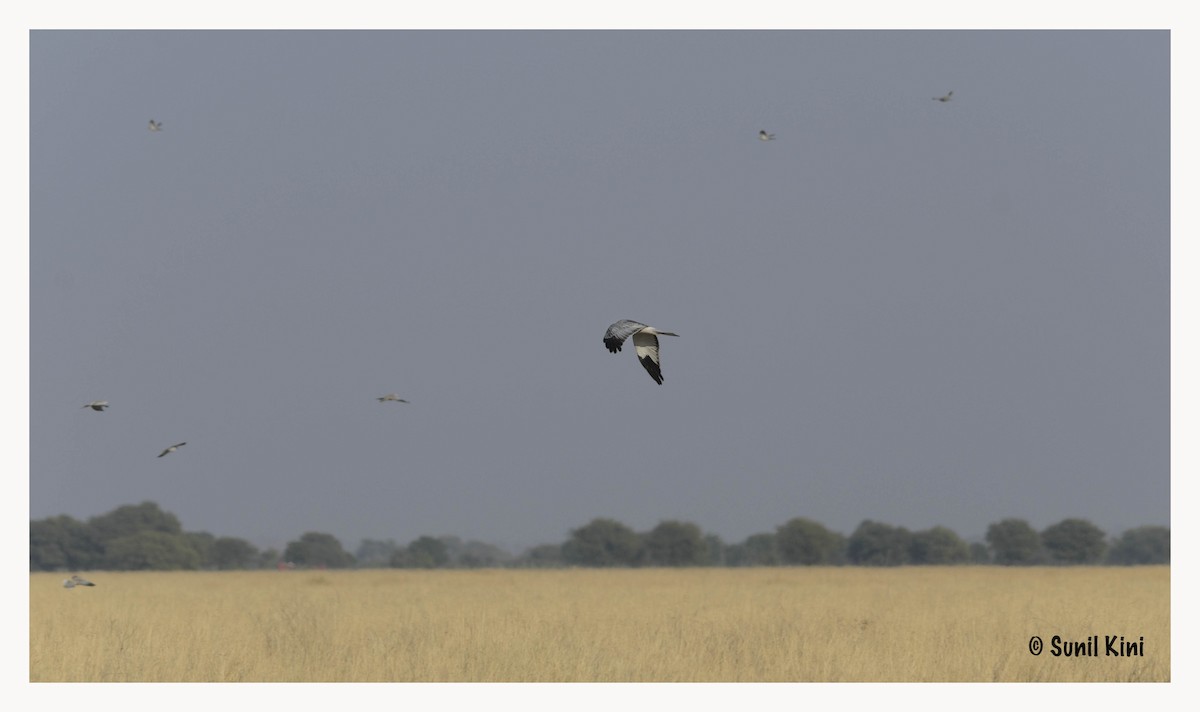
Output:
[[758, 129, 776, 141], [81, 400, 109, 412], [933, 90, 954, 103], [604, 320, 680, 385], [148, 119, 163, 131], [376, 394, 409, 403], [158, 442, 186, 458], [63, 575, 96, 588]]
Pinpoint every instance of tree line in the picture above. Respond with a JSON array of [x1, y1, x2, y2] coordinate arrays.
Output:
[[29, 501, 1169, 572]]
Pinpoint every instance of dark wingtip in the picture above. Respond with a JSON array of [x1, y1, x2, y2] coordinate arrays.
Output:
[[639, 355, 664, 385]]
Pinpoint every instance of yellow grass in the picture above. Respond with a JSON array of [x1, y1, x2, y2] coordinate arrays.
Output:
[[29, 566, 1168, 682]]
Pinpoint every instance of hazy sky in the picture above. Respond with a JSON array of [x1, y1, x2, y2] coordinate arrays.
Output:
[[29, 30, 1169, 555]]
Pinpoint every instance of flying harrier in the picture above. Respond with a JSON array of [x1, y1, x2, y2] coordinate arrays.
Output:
[[148, 119, 163, 131], [81, 400, 109, 411], [158, 442, 186, 458], [63, 575, 96, 588], [376, 394, 409, 403], [933, 91, 954, 103], [604, 320, 679, 385], [758, 129, 776, 141]]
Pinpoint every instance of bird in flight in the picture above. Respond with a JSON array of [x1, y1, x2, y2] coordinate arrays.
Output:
[[604, 320, 680, 385], [63, 575, 96, 588], [376, 394, 409, 403], [81, 400, 109, 411], [148, 119, 163, 131], [933, 90, 954, 103], [758, 130, 776, 141], [158, 442, 186, 458]]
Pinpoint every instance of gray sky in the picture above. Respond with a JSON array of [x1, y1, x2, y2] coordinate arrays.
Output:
[[29, 30, 1169, 555]]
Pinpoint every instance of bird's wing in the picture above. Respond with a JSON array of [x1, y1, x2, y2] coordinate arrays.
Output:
[[157, 450, 169, 457], [632, 331, 665, 384], [604, 320, 648, 353]]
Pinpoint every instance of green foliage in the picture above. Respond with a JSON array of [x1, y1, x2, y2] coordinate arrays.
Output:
[[393, 536, 450, 568], [724, 533, 779, 566], [184, 531, 217, 568], [26, 501, 1169, 572], [561, 518, 642, 567], [258, 548, 282, 569], [908, 526, 970, 565], [704, 534, 726, 566], [283, 532, 355, 568], [355, 539, 400, 568], [968, 542, 991, 564], [776, 518, 845, 565], [454, 540, 513, 568], [846, 520, 911, 566], [88, 501, 183, 542], [30, 515, 103, 571], [1041, 519, 1107, 564], [1107, 526, 1169, 565], [516, 544, 565, 568], [986, 518, 1042, 565], [102, 530, 203, 570], [212, 537, 260, 570], [642, 520, 708, 566]]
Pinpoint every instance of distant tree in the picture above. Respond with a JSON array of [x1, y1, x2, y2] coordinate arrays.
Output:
[[393, 536, 450, 568], [283, 532, 355, 568], [184, 531, 217, 569], [704, 534, 725, 567], [1041, 519, 1107, 564], [985, 519, 1042, 565], [258, 547, 282, 569], [968, 542, 991, 564], [724, 533, 779, 566], [776, 518, 845, 565], [88, 501, 182, 543], [212, 537, 260, 570], [355, 539, 400, 568], [561, 518, 642, 567], [908, 526, 970, 565], [846, 520, 911, 566], [517, 544, 565, 568], [1107, 526, 1170, 565], [30, 515, 103, 571], [642, 520, 707, 567], [102, 530, 202, 570], [455, 540, 513, 568]]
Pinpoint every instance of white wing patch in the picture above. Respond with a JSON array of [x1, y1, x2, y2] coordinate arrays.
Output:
[[632, 331, 664, 385]]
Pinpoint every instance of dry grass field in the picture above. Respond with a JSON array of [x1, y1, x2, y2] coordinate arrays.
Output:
[[29, 566, 1168, 682]]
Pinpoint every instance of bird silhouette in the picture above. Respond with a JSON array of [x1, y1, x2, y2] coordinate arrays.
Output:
[[158, 442, 186, 458], [81, 400, 109, 411], [604, 320, 680, 385]]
